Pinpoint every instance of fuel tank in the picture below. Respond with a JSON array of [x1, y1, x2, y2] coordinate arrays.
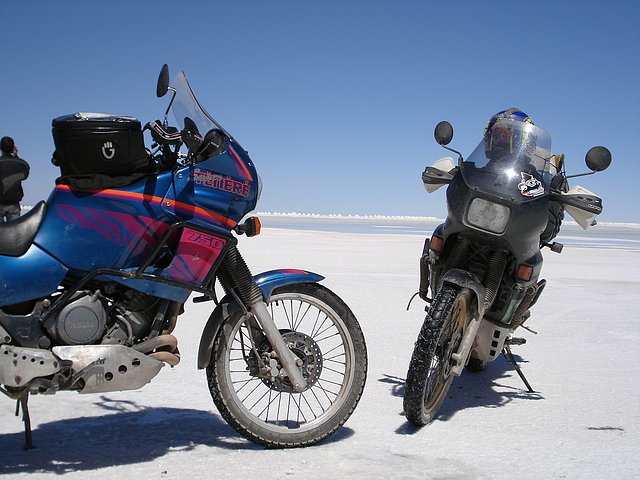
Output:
[[34, 142, 258, 274], [12, 143, 260, 303]]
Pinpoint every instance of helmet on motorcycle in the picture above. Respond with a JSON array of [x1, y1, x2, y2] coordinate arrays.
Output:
[[483, 108, 536, 160]]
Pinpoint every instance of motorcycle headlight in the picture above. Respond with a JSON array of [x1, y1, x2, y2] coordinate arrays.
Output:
[[466, 198, 510, 234]]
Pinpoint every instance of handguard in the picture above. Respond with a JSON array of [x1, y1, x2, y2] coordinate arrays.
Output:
[[553, 185, 603, 229], [422, 157, 457, 193], [145, 120, 183, 145]]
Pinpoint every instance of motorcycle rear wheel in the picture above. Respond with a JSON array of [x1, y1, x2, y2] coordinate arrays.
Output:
[[403, 285, 473, 426], [206, 282, 367, 448]]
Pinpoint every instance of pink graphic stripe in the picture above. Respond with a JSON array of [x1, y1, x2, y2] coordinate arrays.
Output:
[[56, 185, 237, 228]]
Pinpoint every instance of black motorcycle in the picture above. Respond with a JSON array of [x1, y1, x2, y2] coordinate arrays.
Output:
[[403, 119, 611, 425]]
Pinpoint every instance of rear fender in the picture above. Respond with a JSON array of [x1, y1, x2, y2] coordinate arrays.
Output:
[[197, 269, 324, 369]]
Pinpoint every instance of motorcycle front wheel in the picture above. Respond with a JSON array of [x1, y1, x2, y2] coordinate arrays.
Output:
[[206, 282, 367, 448], [403, 285, 473, 426]]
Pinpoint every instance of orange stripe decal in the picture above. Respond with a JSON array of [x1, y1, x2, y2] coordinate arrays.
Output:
[[55, 185, 237, 228]]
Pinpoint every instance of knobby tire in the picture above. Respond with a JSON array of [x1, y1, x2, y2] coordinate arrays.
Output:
[[403, 285, 472, 426]]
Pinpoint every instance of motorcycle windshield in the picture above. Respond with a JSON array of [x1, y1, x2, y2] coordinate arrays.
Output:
[[461, 120, 554, 202], [170, 72, 231, 141]]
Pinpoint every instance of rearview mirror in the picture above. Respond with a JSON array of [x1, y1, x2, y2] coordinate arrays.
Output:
[[585, 146, 611, 172], [157, 64, 170, 98], [434, 121, 453, 146]]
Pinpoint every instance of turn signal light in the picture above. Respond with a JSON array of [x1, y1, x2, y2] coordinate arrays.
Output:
[[516, 264, 533, 281], [236, 217, 261, 237], [429, 235, 444, 253]]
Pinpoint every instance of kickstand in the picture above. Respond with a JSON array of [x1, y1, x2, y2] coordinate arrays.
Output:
[[502, 345, 535, 393], [15, 393, 35, 450]]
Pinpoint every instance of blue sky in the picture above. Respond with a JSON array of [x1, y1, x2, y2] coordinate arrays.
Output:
[[1, 0, 638, 222]]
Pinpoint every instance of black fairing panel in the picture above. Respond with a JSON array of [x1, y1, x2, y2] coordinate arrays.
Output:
[[445, 173, 547, 262]]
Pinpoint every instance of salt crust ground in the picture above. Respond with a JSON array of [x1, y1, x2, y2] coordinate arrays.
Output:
[[1, 227, 638, 479]]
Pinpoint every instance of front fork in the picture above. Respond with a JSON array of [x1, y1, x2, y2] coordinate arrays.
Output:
[[249, 299, 308, 392], [437, 269, 487, 377], [218, 245, 308, 392], [431, 249, 507, 377]]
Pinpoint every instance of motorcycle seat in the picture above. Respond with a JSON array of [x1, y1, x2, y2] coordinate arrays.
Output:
[[0, 201, 47, 257]]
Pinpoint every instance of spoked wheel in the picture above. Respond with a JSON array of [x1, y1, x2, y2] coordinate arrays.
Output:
[[403, 285, 473, 426], [207, 282, 367, 448]]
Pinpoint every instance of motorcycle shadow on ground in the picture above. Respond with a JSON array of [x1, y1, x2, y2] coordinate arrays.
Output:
[[380, 353, 545, 435], [0, 396, 355, 474]]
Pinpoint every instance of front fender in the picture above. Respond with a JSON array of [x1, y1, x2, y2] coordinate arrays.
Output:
[[440, 268, 486, 316], [196, 268, 324, 369], [197, 295, 241, 369], [253, 269, 324, 299]]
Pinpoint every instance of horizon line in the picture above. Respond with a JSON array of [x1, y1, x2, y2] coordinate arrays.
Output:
[[254, 211, 640, 228], [19, 206, 640, 229]]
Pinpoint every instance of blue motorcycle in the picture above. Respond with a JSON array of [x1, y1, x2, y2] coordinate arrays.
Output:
[[0, 65, 367, 449]]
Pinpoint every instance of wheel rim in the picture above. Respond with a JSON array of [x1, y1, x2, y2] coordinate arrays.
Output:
[[422, 290, 470, 415], [222, 292, 356, 433]]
